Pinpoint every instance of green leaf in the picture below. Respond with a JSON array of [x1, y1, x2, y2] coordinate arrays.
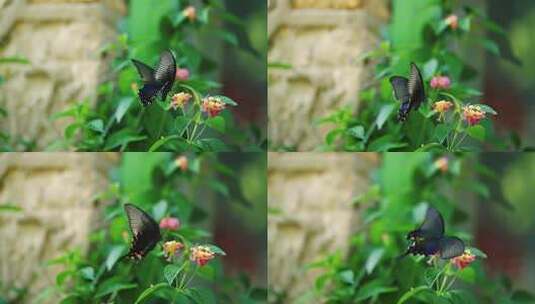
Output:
[[338, 270, 354, 285], [483, 39, 500, 56], [466, 247, 487, 258], [376, 104, 395, 130], [148, 135, 181, 152], [163, 264, 182, 285], [79, 266, 95, 281], [347, 126, 365, 140], [134, 283, 171, 304], [368, 135, 408, 151], [0, 56, 30, 64], [365, 248, 384, 274], [207, 244, 226, 256], [205, 116, 226, 133], [213, 95, 238, 106], [152, 200, 168, 221], [355, 280, 397, 302], [466, 125, 486, 141], [0, 204, 22, 212], [105, 245, 125, 271], [397, 286, 431, 304], [87, 119, 104, 133], [198, 138, 230, 151], [457, 267, 476, 283], [184, 288, 216, 304], [95, 278, 137, 298], [511, 290, 535, 303], [474, 104, 497, 115], [114, 97, 134, 123], [433, 124, 451, 143], [104, 129, 147, 151]]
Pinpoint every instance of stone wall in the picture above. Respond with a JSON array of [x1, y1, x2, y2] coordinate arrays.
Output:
[[268, 0, 389, 150], [268, 152, 378, 301], [0, 153, 117, 301], [0, 0, 125, 149]]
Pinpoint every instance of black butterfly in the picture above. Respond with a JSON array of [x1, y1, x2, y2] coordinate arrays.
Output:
[[401, 207, 464, 259], [131, 50, 177, 106], [389, 62, 426, 122], [123, 203, 161, 260]]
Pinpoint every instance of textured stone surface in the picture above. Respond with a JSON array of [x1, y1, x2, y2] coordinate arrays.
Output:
[[268, 152, 378, 301], [268, 0, 388, 150], [0, 0, 125, 149], [0, 153, 117, 301]]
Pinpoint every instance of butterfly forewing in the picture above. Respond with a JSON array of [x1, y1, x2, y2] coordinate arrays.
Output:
[[154, 50, 177, 83], [124, 204, 161, 259], [439, 237, 465, 259], [131, 59, 156, 83], [418, 207, 445, 239]]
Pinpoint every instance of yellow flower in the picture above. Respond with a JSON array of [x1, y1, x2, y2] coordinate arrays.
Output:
[[433, 100, 453, 113], [190, 245, 215, 267], [163, 241, 184, 260], [201, 96, 226, 117], [434, 157, 449, 173], [462, 105, 486, 126], [171, 92, 192, 110]]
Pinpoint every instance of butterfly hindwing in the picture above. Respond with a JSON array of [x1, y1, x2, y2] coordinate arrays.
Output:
[[439, 237, 465, 259], [390, 76, 410, 102], [418, 207, 445, 239], [390, 63, 426, 122], [124, 204, 161, 260]]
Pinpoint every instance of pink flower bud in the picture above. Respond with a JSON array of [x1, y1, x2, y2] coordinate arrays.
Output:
[[175, 68, 190, 81], [430, 76, 451, 89], [159, 217, 180, 230]]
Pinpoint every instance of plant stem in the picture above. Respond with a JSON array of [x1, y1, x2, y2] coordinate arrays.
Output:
[[182, 265, 198, 289]]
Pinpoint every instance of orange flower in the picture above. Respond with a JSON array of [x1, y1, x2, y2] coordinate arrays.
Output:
[[433, 100, 453, 113], [462, 105, 486, 126], [202, 96, 226, 117], [445, 14, 459, 30], [183, 6, 196, 22], [171, 92, 192, 110], [175, 156, 188, 172], [163, 241, 184, 260], [190, 245, 216, 267], [451, 251, 476, 269]]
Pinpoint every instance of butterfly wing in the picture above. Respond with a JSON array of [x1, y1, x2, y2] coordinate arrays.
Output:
[[131, 59, 156, 83], [390, 76, 410, 102], [153, 50, 176, 101], [418, 207, 445, 239], [438, 236, 465, 259], [124, 204, 161, 260], [408, 63, 426, 110]]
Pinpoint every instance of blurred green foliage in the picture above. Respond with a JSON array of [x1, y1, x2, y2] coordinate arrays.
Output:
[[49, 0, 265, 152], [319, 0, 525, 152], [26, 153, 267, 303], [283, 153, 534, 304]]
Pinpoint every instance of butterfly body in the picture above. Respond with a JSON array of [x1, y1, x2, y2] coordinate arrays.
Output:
[[124, 203, 161, 261], [403, 207, 464, 259], [390, 63, 426, 122], [132, 50, 177, 106]]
